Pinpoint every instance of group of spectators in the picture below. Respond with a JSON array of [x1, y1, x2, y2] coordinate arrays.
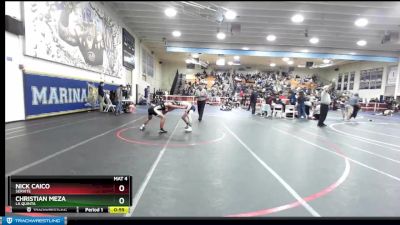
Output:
[[232, 71, 363, 127], [97, 82, 132, 115], [210, 73, 233, 98], [173, 70, 399, 127], [178, 71, 234, 97], [234, 72, 319, 100]]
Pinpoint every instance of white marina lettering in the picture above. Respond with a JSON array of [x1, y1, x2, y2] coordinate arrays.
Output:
[[31, 86, 88, 105], [31, 86, 48, 105], [59, 87, 68, 103], [48, 87, 59, 104]]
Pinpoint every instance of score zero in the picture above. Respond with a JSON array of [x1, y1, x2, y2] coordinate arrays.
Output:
[[116, 185, 126, 204]]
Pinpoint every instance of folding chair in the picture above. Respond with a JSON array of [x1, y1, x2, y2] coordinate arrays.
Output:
[[284, 105, 297, 119], [104, 95, 116, 113], [273, 104, 284, 118], [261, 103, 272, 118]]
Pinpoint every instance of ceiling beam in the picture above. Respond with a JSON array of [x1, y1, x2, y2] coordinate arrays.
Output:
[[166, 46, 399, 62]]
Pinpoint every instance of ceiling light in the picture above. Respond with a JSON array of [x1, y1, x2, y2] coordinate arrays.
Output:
[[192, 53, 199, 58], [349, 52, 356, 55], [287, 61, 294, 65], [270, 63, 276, 67], [165, 8, 177, 17], [172, 30, 181, 37], [323, 59, 330, 64], [266, 34, 276, 41], [282, 57, 290, 62], [357, 40, 367, 46], [217, 32, 226, 40], [291, 14, 304, 23], [233, 55, 240, 60], [216, 58, 225, 66], [309, 37, 319, 44], [355, 18, 368, 27], [242, 47, 249, 50], [301, 49, 309, 53], [224, 10, 237, 20], [228, 61, 233, 65], [297, 65, 305, 68], [185, 59, 192, 64]]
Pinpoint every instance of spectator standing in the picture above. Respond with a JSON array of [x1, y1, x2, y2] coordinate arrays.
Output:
[[318, 85, 332, 127], [289, 90, 297, 105], [195, 84, 208, 122], [239, 89, 244, 106], [297, 91, 306, 119], [348, 93, 361, 120], [98, 82, 105, 112], [250, 88, 259, 115], [247, 89, 253, 111], [115, 85, 123, 116], [144, 85, 150, 105]]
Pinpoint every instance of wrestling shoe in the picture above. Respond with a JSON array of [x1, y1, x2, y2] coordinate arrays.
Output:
[[140, 125, 145, 131], [185, 126, 192, 132], [159, 129, 168, 133]]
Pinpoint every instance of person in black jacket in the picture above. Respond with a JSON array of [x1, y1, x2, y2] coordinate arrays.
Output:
[[250, 88, 258, 115], [98, 82, 105, 112]]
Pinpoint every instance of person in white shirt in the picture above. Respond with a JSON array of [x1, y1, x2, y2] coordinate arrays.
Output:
[[195, 85, 208, 122], [318, 84, 332, 127]]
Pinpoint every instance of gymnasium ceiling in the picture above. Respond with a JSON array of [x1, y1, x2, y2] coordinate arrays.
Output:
[[108, 1, 400, 64]]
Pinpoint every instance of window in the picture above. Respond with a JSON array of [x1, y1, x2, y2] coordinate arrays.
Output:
[[142, 48, 154, 77], [360, 67, 383, 89], [349, 72, 355, 90], [360, 70, 368, 89], [343, 72, 349, 91], [337, 73, 342, 90]]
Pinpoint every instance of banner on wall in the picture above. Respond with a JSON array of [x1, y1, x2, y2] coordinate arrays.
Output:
[[23, 2, 123, 77], [387, 66, 398, 85], [24, 72, 118, 118], [123, 28, 135, 69]]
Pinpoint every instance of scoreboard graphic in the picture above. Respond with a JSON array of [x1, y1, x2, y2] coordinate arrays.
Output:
[[8, 176, 132, 214]]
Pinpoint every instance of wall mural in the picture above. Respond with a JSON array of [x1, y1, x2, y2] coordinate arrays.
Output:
[[24, 2, 123, 77]]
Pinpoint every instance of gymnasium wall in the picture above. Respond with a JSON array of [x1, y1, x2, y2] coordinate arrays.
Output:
[[5, 2, 162, 122], [316, 61, 399, 100]]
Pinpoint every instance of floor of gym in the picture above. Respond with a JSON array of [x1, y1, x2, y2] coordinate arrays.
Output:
[[5, 106, 400, 217]]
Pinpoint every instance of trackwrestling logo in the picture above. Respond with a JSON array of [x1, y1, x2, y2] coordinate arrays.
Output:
[[1, 217, 64, 225]]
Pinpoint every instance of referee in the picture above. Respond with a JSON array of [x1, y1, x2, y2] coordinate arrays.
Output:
[[318, 84, 332, 127], [195, 84, 208, 122]]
